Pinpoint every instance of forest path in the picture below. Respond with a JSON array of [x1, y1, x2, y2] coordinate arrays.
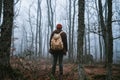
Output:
[[10, 57, 120, 80], [10, 57, 78, 80]]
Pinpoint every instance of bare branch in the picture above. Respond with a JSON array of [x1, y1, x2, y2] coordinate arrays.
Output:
[[87, 30, 103, 37], [112, 20, 120, 22], [113, 36, 120, 40], [14, 0, 20, 5]]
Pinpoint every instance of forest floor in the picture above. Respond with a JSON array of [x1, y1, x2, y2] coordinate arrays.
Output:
[[10, 56, 120, 80]]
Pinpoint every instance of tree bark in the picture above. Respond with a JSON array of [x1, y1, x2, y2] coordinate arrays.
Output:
[[0, 0, 3, 23], [77, 0, 85, 64], [71, 0, 77, 62], [68, 0, 72, 62], [77, 0, 86, 80], [98, 0, 107, 65], [38, 0, 42, 57], [0, 0, 14, 79], [98, 0, 113, 79], [106, 0, 113, 79]]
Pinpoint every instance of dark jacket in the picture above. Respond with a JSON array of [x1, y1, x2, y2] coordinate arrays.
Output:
[[49, 29, 68, 55]]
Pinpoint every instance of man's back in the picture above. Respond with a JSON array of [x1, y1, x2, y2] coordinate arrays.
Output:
[[51, 31, 64, 50], [50, 29, 68, 54]]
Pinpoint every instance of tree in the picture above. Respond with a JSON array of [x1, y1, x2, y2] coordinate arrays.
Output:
[[46, 0, 54, 32], [98, 0, 107, 65], [46, 0, 54, 58], [38, 0, 42, 57], [68, 0, 72, 61], [77, 0, 85, 65], [0, 0, 14, 79], [77, 0, 86, 80], [98, 0, 113, 79], [106, 0, 113, 79], [71, 0, 77, 62], [0, 0, 3, 23], [28, 2, 34, 58]]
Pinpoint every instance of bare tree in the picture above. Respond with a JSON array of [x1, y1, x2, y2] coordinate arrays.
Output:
[[28, 3, 34, 58], [0, 0, 14, 79], [98, 0, 113, 79], [38, 0, 42, 57], [77, 0, 86, 80], [68, 0, 72, 61], [0, 0, 3, 23], [71, 0, 77, 62], [106, 0, 113, 79], [46, 0, 54, 32], [35, 0, 42, 57], [98, 0, 107, 64], [46, 0, 55, 57]]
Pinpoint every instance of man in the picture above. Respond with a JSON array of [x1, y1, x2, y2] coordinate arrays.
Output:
[[49, 24, 68, 79]]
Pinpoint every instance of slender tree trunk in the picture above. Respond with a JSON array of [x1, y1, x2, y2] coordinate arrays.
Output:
[[98, 0, 113, 79], [84, 32, 87, 64], [98, 0, 107, 65], [22, 23, 28, 52], [71, 0, 77, 62], [95, 0, 103, 63], [38, 0, 42, 57], [46, 0, 54, 58], [35, 0, 40, 57], [86, 7, 90, 55], [0, 0, 3, 23], [94, 34, 97, 62], [99, 33, 103, 62], [68, 0, 72, 62], [46, 0, 54, 32], [28, 4, 34, 59]]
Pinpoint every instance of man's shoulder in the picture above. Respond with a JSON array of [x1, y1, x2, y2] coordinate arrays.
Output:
[[53, 30, 58, 33], [52, 30, 66, 34], [61, 31, 66, 34]]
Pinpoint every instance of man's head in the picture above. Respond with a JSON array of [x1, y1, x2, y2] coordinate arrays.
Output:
[[56, 24, 62, 29]]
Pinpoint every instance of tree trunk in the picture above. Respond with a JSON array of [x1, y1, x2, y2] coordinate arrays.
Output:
[[99, 33, 103, 62], [71, 0, 77, 62], [46, 0, 54, 32], [68, 0, 72, 61], [86, 6, 91, 55], [0, 0, 14, 79], [98, 0, 113, 79], [28, 3, 34, 59], [77, 0, 85, 64], [0, 0, 3, 23], [106, 0, 113, 79], [98, 0, 107, 65], [37, 0, 42, 57], [77, 0, 86, 80], [94, 34, 97, 62], [46, 0, 54, 58]]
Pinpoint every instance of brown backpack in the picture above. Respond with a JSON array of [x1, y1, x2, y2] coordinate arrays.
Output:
[[51, 31, 64, 50]]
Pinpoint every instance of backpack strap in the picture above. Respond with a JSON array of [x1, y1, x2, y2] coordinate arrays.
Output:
[[59, 31, 64, 34]]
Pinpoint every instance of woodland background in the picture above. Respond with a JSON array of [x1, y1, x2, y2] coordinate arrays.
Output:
[[0, 0, 120, 80]]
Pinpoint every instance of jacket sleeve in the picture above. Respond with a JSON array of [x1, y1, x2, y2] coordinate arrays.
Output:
[[49, 32, 54, 49], [62, 32, 68, 52]]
